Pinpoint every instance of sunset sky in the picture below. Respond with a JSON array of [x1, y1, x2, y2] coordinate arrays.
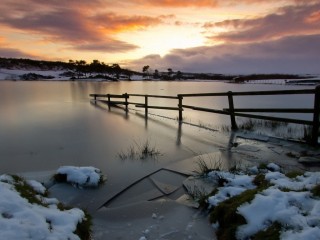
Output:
[[0, 0, 319, 74]]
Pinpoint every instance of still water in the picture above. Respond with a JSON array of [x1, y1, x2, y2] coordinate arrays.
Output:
[[0, 81, 314, 178]]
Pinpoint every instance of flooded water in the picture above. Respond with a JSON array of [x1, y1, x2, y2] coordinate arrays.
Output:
[[0, 81, 315, 181]]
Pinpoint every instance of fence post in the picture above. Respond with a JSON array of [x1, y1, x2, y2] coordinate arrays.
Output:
[[178, 95, 183, 122], [107, 94, 111, 110], [311, 86, 320, 145], [227, 91, 238, 130], [145, 95, 148, 116]]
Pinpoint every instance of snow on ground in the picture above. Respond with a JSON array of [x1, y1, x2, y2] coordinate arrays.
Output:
[[1, 159, 319, 240], [207, 171, 256, 207], [0, 68, 65, 80], [0, 174, 85, 240], [0, 68, 144, 81], [206, 164, 320, 240], [56, 166, 103, 187]]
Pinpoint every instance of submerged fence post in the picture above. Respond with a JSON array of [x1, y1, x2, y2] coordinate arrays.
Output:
[[124, 93, 129, 112], [228, 91, 238, 130], [311, 86, 320, 145], [178, 95, 183, 122], [145, 95, 148, 116]]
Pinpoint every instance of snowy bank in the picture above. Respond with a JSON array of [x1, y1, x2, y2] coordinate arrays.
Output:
[[205, 163, 320, 240], [0, 174, 89, 240]]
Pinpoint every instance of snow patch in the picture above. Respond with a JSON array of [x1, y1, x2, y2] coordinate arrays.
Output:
[[0, 174, 86, 240], [206, 164, 320, 239], [207, 171, 256, 206], [56, 166, 103, 187], [26, 180, 46, 194]]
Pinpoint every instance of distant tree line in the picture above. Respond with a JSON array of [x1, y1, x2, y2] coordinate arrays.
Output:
[[0, 57, 70, 70], [141, 65, 310, 81], [141, 65, 185, 80], [67, 59, 136, 80], [0, 57, 138, 80], [0, 57, 310, 81]]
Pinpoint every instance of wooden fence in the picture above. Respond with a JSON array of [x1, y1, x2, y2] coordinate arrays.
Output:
[[90, 86, 320, 145]]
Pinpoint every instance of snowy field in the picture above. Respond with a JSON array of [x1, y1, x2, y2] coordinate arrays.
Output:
[[0, 68, 144, 81]]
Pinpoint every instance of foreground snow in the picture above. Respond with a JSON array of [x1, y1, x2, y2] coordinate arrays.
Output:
[[206, 163, 320, 239], [0, 174, 85, 240]]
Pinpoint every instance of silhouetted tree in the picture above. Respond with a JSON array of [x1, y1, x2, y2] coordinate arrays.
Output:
[[153, 69, 160, 79], [75, 60, 87, 78], [176, 70, 182, 80], [142, 65, 150, 79], [111, 64, 121, 79], [89, 60, 102, 76]]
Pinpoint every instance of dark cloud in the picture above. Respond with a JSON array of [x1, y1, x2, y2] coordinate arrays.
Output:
[[129, 34, 320, 74], [204, 3, 320, 43], [0, 48, 37, 59]]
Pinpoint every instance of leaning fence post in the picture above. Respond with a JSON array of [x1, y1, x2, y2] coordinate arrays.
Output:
[[228, 91, 238, 130], [311, 86, 320, 145], [145, 95, 148, 116], [178, 95, 183, 122], [124, 93, 129, 112]]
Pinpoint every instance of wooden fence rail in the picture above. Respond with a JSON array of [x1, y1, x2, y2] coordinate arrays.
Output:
[[90, 86, 320, 145]]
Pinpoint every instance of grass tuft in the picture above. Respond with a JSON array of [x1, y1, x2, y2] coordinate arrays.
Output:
[[118, 140, 161, 160], [252, 173, 269, 188], [238, 119, 255, 130], [251, 221, 282, 240], [11, 175, 47, 206], [74, 210, 92, 240], [258, 162, 268, 170], [186, 185, 214, 209], [285, 171, 303, 179], [311, 184, 320, 197], [194, 155, 222, 176], [220, 118, 312, 142], [210, 188, 259, 239]]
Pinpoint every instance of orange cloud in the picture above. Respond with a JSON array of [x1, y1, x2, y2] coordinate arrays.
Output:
[[128, 0, 218, 7], [0, 37, 6, 44], [305, 10, 320, 23], [0, 0, 164, 53], [126, 0, 317, 8], [93, 13, 163, 32]]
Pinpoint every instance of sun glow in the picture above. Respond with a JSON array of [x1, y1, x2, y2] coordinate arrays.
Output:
[[117, 25, 205, 59]]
